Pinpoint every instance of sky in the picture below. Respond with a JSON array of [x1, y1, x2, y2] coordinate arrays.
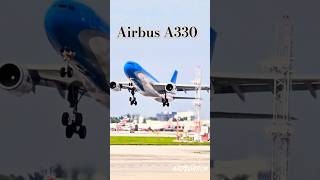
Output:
[[110, 0, 210, 119]]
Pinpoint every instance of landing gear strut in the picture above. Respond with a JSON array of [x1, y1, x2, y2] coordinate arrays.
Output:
[[61, 83, 87, 139], [129, 88, 137, 106], [60, 47, 76, 78], [162, 93, 169, 107]]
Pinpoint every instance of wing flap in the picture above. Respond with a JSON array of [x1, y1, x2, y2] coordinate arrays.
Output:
[[213, 72, 320, 98]]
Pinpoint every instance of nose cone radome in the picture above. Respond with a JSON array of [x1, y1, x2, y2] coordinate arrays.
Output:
[[124, 61, 140, 78], [45, 1, 86, 50]]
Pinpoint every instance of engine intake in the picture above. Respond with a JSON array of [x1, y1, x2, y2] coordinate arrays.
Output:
[[0, 63, 33, 96], [110, 81, 122, 91], [165, 83, 176, 93]]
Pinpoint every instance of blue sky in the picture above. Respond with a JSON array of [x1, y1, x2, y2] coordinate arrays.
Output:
[[110, 0, 210, 119]]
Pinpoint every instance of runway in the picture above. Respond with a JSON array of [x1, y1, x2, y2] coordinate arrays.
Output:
[[110, 145, 210, 180]]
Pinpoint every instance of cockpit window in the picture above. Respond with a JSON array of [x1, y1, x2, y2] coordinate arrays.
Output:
[[57, 4, 75, 11], [58, 4, 67, 8]]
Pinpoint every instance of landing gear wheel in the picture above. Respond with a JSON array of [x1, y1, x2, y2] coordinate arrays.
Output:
[[60, 67, 66, 77], [130, 100, 137, 106], [61, 112, 69, 126], [78, 125, 87, 139], [74, 113, 83, 126], [67, 67, 73, 78], [66, 125, 75, 138], [162, 99, 169, 107], [129, 95, 137, 106]]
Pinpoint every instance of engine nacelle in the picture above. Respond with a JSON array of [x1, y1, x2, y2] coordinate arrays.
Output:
[[0, 63, 33, 96], [110, 81, 122, 91], [165, 83, 176, 93]]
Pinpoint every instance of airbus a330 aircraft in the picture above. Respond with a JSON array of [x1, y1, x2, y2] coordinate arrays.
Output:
[[110, 61, 210, 107]]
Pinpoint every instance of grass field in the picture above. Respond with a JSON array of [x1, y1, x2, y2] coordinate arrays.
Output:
[[110, 136, 210, 145]]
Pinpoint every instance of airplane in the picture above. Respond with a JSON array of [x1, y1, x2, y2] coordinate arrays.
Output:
[[0, 0, 109, 139], [110, 61, 210, 107]]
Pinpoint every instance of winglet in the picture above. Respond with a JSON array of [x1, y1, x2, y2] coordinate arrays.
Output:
[[170, 70, 178, 84]]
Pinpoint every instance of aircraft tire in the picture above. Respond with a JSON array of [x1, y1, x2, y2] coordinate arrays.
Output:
[[60, 67, 66, 77], [67, 67, 73, 78], [61, 112, 69, 126], [78, 126, 87, 139], [66, 125, 74, 138], [74, 113, 83, 126]]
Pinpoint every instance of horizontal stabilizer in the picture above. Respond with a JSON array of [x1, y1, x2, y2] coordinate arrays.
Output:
[[212, 111, 297, 120]]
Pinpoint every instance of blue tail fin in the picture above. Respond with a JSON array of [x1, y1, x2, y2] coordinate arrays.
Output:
[[170, 70, 178, 84]]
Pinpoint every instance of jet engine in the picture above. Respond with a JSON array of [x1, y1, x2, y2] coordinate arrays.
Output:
[[0, 63, 33, 96], [165, 83, 176, 93], [110, 81, 122, 91]]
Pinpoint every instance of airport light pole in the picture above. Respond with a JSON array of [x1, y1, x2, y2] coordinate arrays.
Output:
[[193, 67, 202, 142], [268, 15, 294, 180]]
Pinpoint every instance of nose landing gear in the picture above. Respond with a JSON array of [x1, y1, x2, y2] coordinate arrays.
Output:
[[60, 66, 73, 78], [60, 47, 76, 78], [61, 83, 87, 139]]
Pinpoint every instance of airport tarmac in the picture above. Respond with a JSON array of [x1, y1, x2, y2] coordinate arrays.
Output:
[[110, 145, 210, 180]]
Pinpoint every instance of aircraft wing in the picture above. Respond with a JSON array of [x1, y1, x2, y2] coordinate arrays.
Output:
[[27, 64, 77, 86], [213, 72, 320, 100], [152, 83, 210, 93], [0, 63, 87, 98], [109, 81, 134, 90]]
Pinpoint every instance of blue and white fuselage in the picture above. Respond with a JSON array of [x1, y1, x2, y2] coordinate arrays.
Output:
[[123, 61, 175, 103], [45, 0, 109, 105]]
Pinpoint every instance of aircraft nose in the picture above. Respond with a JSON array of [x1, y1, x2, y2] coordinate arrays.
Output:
[[124, 62, 138, 77], [45, 1, 82, 50], [45, 3, 74, 31]]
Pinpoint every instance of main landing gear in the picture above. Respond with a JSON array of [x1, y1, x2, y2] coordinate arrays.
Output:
[[60, 47, 76, 78], [162, 93, 169, 107], [129, 88, 137, 106], [61, 83, 87, 139]]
